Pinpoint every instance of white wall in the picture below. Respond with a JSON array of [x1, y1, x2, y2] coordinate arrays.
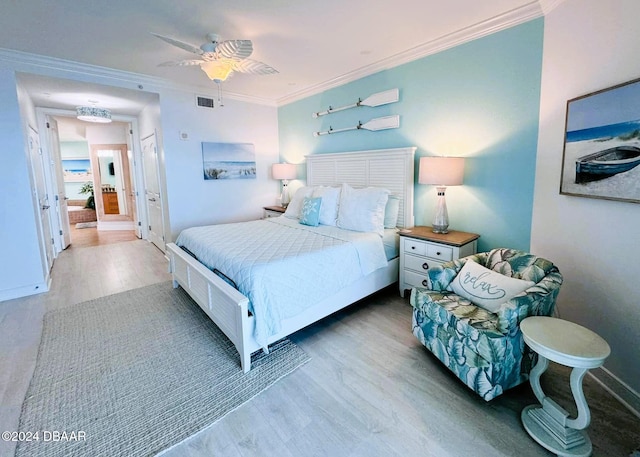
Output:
[[160, 89, 279, 239], [531, 0, 640, 397], [85, 123, 128, 144]]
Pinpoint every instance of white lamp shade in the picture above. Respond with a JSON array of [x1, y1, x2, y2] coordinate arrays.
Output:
[[419, 157, 465, 186], [272, 163, 297, 180]]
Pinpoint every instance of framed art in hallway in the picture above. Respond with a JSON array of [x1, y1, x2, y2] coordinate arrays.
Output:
[[560, 77, 640, 204], [202, 142, 256, 180]]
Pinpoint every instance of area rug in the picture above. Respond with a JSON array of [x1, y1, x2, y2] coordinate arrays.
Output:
[[75, 221, 97, 229], [16, 282, 309, 457]]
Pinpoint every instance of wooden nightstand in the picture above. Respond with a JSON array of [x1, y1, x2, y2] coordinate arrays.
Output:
[[263, 205, 286, 218], [399, 226, 479, 297]]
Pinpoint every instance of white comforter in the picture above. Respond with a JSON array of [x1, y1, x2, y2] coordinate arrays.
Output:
[[175, 216, 388, 348]]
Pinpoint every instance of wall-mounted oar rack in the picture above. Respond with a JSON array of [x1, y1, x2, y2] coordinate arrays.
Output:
[[312, 88, 399, 118], [313, 115, 399, 137]]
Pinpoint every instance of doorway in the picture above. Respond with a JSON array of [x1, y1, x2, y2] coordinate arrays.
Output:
[[48, 116, 141, 248]]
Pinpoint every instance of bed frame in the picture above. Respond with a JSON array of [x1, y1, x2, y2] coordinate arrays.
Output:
[[166, 146, 416, 372]]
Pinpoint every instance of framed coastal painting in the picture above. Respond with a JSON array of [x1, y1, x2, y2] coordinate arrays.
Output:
[[560, 77, 640, 203], [202, 142, 256, 180]]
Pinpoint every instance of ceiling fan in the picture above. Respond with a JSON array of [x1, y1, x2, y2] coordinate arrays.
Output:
[[152, 32, 278, 83]]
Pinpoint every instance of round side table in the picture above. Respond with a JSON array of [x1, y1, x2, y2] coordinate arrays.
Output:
[[520, 316, 610, 457]]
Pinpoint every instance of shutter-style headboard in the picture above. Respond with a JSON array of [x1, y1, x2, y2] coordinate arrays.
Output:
[[306, 147, 416, 228]]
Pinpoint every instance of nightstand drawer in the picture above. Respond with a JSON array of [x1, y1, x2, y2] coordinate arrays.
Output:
[[398, 226, 479, 298], [404, 254, 436, 273], [404, 270, 431, 289], [404, 238, 426, 256], [427, 244, 453, 262]]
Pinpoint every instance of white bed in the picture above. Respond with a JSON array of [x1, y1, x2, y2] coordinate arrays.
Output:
[[166, 146, 416, 372]]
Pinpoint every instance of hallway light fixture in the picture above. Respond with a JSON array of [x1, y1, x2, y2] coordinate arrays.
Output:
[[76, 106, 112, 123]]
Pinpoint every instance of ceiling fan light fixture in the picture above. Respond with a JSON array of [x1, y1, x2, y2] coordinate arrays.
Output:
[[76, 106, 112, 123], [200, 61, 234, 83]]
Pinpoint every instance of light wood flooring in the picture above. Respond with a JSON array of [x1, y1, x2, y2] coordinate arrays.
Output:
[[1, 237, 638, 457]]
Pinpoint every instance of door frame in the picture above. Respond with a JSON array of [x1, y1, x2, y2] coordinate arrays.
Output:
[[35, 108, 149, 252]]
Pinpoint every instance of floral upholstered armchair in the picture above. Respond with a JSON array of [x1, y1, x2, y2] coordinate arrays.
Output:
[[410, 248, 563, 401]]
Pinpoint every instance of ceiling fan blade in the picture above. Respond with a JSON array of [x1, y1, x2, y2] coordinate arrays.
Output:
[[151, 32, 204, 56], [158, 59, 205, 67], [215, 40, 253, 60], [232, 59, 278, 75]]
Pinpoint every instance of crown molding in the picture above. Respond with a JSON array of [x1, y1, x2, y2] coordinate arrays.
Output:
[[0, 48, 276, 107], [538, 0, 567, 14], [277, 1, 544, 106]]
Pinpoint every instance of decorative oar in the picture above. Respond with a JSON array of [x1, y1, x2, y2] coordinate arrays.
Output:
[[313, 115, 400, 136], [312, 88, 399, 118]]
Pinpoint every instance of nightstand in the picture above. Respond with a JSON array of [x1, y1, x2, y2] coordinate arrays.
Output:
[[399, 226, 479, 297], [263, 205, 286, 218]]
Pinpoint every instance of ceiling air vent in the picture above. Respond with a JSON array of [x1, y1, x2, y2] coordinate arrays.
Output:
[[196, 95, 215, 109]]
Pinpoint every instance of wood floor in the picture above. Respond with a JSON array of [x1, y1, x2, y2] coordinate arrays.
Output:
[[1, 236, 638, 457]]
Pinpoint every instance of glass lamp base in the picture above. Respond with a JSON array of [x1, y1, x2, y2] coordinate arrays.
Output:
[[281, 182, 290, 208], [431, 187, 449, 234], [431, 224, 449, 234]]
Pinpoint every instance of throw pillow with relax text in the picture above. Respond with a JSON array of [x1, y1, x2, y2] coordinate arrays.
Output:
[[450, 260, 534, 313]]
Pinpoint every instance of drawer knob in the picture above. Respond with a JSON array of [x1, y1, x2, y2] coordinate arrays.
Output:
[[422, 279, 428, 287], [411, 246, 416, 250], [436, 251, 441, 256], [422, 263, 429, 270]]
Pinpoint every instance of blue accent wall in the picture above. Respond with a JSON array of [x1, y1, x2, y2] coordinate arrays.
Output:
[[278, 19, 544, 252]]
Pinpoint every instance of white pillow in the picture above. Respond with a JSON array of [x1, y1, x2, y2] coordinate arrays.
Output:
[[311, 186, 341, 226], [384, 195, 401, 228], [450, 260, 534, 313], [336, 183, 389, 236], [283, 186, 313, 219]]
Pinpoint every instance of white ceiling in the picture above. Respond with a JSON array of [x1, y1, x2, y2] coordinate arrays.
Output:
[[4, 0, 557, 112]]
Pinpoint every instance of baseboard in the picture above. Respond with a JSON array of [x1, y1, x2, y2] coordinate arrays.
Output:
[[0, 281, 48, 303], [588, 366, 640, 419]]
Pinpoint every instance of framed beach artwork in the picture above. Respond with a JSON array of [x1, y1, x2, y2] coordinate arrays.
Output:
[[560, 77, 640, 203], [61, 159, 92, 182], [202, 142, 256, 180]]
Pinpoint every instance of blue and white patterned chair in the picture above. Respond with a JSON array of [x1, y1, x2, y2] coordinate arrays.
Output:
[[410, 248, 563, 401]]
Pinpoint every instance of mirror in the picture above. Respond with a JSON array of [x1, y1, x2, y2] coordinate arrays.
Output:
[[98, 150, 126, 215], [91, 144, 133, 221]]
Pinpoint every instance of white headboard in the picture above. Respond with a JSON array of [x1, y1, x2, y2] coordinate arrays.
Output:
[[306, 147, 416, 228]]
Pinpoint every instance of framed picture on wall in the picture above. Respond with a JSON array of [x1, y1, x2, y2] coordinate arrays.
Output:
[[560, 77, 640, 203], [202, 142, 256, 180], [61, 159, 92, 182]]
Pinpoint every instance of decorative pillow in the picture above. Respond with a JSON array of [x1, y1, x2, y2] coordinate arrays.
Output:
[[299, 197, 322, 227], [311, 186, 341, 226], [450, 260, 535, 313], [384, 195, 401, 228], [283, 186, 313, 219], [336, 183, 389, 236]]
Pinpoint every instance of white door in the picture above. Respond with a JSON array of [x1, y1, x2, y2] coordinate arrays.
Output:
[[46, 118, 71, 250], [28, 128, 54, 273], [141, 133, 165, 252]]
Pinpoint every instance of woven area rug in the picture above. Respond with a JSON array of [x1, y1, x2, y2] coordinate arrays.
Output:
[[16, 282, 309, 457], [75, 221, 97, 229]]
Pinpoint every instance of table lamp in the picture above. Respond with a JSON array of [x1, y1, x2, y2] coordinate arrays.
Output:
[[271, 163, 297, 207], [419, 157, 465, 233]]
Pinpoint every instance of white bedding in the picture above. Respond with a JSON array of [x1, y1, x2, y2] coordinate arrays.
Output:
[[175, 216, 388, 348]]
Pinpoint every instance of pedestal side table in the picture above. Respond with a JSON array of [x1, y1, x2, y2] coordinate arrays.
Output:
[[520, 316, 610, 457]]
